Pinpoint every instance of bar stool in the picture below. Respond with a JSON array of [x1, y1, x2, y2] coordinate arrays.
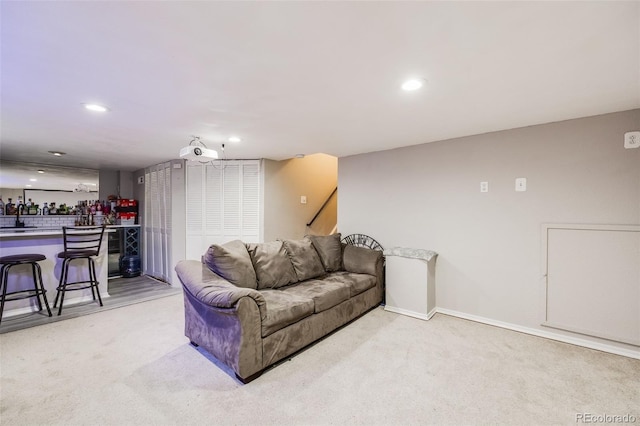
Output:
[[54, 225, 106, 315], [0, 254, 52, 324]]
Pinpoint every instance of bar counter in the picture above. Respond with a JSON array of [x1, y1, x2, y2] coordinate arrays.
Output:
[[0, 226, 132, 318]]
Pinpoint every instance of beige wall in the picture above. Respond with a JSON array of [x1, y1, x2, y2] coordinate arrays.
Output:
[[264, 153, 338, 242], [339, 109, 640, 352]]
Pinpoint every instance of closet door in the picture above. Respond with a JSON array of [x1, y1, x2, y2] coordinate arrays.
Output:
[[185, 163, 205, 260], [185, 160, 262, 260], [241, 162, 261, 242], [143, 162, 172, 281], [222, 164, 241, 240]]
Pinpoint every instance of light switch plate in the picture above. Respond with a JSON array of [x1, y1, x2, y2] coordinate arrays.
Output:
[[515, 178, 527, 192], [480, 182, 489, 193], [624, 131, 640, 149], [300, 196, 307, 204]]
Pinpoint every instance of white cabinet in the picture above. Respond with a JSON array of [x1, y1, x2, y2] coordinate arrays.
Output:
[[383, 247, 438, 321]]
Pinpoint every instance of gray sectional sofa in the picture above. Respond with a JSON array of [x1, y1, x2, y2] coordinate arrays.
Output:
[[175, 233, 384, 383]]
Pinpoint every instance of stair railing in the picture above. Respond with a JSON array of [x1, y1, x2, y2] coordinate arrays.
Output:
[[306, 187, 337, 228]]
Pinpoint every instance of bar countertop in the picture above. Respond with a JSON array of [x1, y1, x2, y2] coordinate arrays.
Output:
[[0, 224, 140, 238]]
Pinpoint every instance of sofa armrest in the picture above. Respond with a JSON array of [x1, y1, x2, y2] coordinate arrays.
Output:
[[175, 260, 266, 321], [177, 259, 264, 380]]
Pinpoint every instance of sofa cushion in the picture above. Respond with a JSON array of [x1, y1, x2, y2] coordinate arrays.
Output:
[[260, 290, 314, 337], [343, 245, 381, 276], [246, 241, 298, 289], [203, 240, 257, 289], [324, 271, 377, 297], [282, 238, 325, 281], [280, 279, 350, 313], [309, 233, 343, 272]]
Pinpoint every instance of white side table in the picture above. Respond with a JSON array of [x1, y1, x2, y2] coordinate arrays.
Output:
[[383, 247, 438, 321]]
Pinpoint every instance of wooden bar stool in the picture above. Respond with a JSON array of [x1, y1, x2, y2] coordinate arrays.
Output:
[[53, 226, 106, 315], [0, 254, 52, 324]]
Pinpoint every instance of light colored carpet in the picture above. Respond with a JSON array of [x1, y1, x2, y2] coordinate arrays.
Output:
[[1, 293, 638, 425]]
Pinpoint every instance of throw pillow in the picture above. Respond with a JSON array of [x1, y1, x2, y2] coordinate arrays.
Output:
[[246, 241, 298, 289], [343, 244, 381, 276], [282, 238, 326, 281], [309, 233, 343, 272], [203, 240, 257, 289]]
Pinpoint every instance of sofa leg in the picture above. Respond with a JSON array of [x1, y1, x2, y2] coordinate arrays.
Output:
[[236, 371, 262, 384], [190, 341, 199, 347]]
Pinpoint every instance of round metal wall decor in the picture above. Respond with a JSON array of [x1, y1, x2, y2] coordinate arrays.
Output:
[[341, 234, 383, 251]]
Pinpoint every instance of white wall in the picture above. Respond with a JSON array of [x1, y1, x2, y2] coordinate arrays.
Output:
[[119, 171, 133, 198], [98, 169, 118, 200], [99, 169, 134, 200], [339, 109, 640, 353]]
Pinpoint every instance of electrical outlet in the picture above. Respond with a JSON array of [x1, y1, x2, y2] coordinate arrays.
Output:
[[300, 196, 307, 204], [624, 131, 640, 149], [137, 176, 144, 184], [480, 182, 489, 193]]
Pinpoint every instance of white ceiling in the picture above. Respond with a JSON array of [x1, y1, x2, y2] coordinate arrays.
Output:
[[1, 1, 639, 172]]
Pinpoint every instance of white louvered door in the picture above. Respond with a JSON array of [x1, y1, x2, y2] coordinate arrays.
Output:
[[185, 160, 262, 260], [242, 162, 261, 240], [223, 164, 241, 239], [143, 162, 172, 281]]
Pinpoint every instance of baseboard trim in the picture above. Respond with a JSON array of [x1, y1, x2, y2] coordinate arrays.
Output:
[[435, 308, 640, 360], [384, 305, 436, 321]]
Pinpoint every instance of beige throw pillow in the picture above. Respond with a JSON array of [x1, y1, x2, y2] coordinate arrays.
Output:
[[343, 244, 381, 276], [203, 240, 257, 289], [282, 238, 326, 282], [246, 241, 298, 289], [309, 233, 343, 272]]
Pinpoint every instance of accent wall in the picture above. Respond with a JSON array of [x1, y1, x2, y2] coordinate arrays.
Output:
[[338, 109, 640, 355]]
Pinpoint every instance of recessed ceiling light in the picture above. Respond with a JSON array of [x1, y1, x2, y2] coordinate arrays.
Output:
[[48, 151, 66, 156], [25, 184, 32, 187], [83, 103, 109, 112], [228, 136, 241, 143], [295, 154, 305, 159], [37, 169, 45, 174], [29, 178, 37, 182], [401, 78, 425, 91]]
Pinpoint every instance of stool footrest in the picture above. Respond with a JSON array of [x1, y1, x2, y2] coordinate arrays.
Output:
[[2, 289, 48, 302], [56, 281, 100, 291]]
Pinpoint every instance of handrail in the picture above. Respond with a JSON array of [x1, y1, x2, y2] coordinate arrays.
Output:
[[306, 187, 337, 227]]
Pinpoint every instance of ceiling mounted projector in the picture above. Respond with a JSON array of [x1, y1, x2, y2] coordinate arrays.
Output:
[[179, 145, 219, 162]]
